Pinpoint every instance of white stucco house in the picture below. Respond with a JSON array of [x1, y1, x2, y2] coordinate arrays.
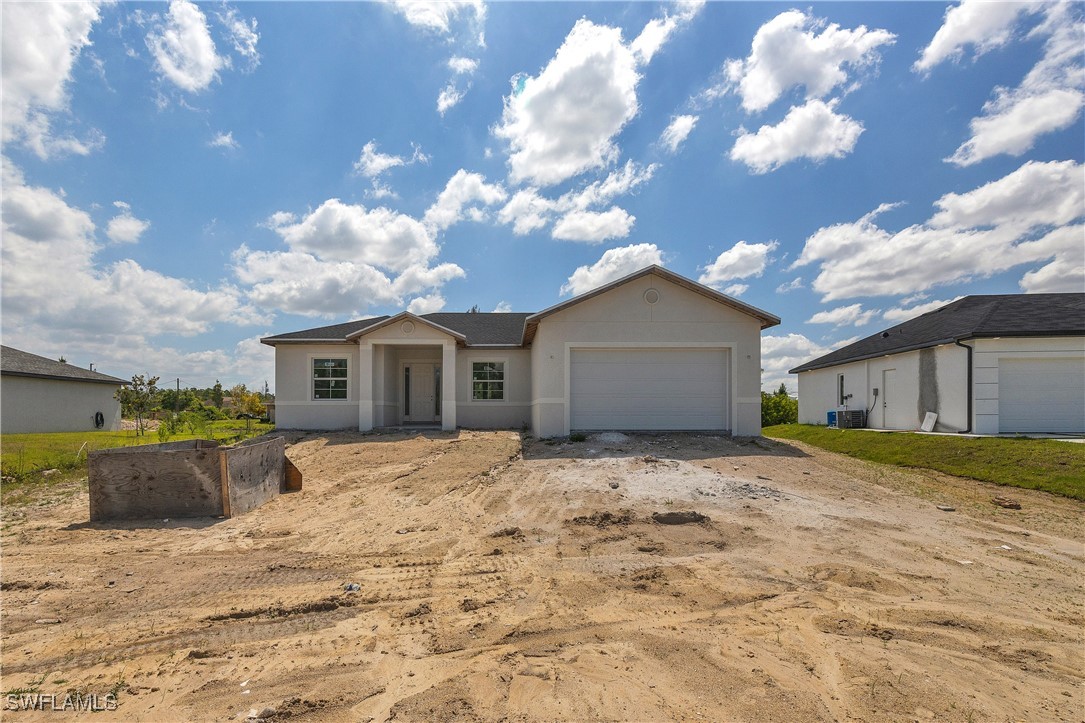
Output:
[[261, 266, 781, 437], [790, 294, 1085, 435], [0, 346, 126, 433]]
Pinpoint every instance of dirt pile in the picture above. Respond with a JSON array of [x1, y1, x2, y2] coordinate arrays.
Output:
[[2, 429, 1082, 721]]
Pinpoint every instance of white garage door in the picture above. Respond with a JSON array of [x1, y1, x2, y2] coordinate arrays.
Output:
[[570, 348, 729, 431], [999, 358, 1085, 434]]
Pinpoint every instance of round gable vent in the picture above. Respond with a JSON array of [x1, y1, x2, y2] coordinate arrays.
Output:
[[644, 288, 660, 305], [401, 320, 415, 334]]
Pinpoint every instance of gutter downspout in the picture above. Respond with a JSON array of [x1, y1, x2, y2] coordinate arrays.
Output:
[[954, 338, 973, 434]]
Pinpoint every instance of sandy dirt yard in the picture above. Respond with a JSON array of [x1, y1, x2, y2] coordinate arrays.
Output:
[[2, 430, 1082, 722]]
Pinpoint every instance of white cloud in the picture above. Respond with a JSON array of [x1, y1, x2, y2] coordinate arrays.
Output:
[[776, 277, 804, 293], [2, 161, 261, 343], [631, 1, 704, 65], [234, 247, 399, 317], [723, 9, 895, 113], [218, 4, 260, 72], [1, 1, 104, 159], [882, 297, 963, 322], [407, 293, 447, 314], [239, 191, 468, 316], [914, 0, 1036, 73], [945, 5, 1084, 166], [721, 283, 749, 297], [437, 83, 467, 115], [209, 130, 239, 150], [495, 19, 640, 186], [497, 188, 556, 235], [355, 141, 409, 177], [660, 114, 698, 153], [760, 333, 844, 392], [560, 243, 663, 296], [492, 301, 512, 313], [929, 159, 1084, 231], [551, 207, 635, 243], [389, 0, 485, 38], [270, 198, 437, 272], [449, 56, 479, 75], [353, 141, 428, 197], [106, 201, 151, 244], [699, 240, 778, 288], [730, 99, 864, 174], [147, 0, 226, 93], [807, 303, 879, 327], [794, 160, 1085, 301], [496, 160, 656, 237], [423, 169, 507, 232], [561, 160, 658, 211]]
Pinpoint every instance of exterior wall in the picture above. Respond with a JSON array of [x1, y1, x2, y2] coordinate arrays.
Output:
[[1, 375, 122, 433], [972, 336, 1085, 434], [455, 348, 532, 429], [796, 343, 969, 432], [530, 274, 764, 437], [273, 343, 359, 429]]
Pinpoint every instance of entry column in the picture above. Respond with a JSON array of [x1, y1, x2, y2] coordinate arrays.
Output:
[[358, 341, 374, 431], [441, 341, 456, 431]]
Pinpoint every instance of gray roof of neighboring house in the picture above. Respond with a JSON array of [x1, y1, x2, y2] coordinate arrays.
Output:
[[789, 293, 1085, 374], [261, 313, 531, 346], [0, 346, 128, 385]]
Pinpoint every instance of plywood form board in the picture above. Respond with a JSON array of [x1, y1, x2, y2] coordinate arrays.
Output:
[[88, 446, 223, 521], [224, 437, 286, 517]]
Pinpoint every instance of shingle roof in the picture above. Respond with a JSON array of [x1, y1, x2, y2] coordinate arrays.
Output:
[[261, 313, 529, 346], [421, 313, 530, 345], [789, 294, 1085, 374], [261, 316, 389, 342], [1, 346, 128, 385]]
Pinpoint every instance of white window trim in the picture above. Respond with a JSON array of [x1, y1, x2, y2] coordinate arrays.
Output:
[[310, 355, 351, 402], [470, 357, 509, 403]]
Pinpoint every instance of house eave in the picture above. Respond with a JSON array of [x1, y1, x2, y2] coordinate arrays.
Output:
[[0, 370, 128, 385]]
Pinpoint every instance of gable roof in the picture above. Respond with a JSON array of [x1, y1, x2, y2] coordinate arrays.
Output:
[[522, 265, 780, 344], [789, 293, 1085, 374], [1, 346, 127, 385], [345, 311, 468, 342], [261, 266, 780, 348], [261, 312, 531, 346]]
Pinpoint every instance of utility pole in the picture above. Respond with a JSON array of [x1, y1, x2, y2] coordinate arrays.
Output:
[[175, 378, 180, 415]]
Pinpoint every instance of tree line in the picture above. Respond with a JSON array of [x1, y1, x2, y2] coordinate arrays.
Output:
[[115, 376, 273, 435]]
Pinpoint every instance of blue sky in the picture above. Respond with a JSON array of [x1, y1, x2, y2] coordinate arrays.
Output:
[[2, 1, 1082, 393]]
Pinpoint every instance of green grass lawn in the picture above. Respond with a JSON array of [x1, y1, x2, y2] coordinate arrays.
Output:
[[1, 420, 274, 502], [763, 424, 1085, 501]]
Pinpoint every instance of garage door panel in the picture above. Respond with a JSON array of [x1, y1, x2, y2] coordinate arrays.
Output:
[[570, 348, 729, 431], [999, 358, 1085, 434]]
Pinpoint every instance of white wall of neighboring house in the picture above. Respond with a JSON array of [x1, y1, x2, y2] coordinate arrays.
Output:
[[797, 335, 1085, 434], [972, 336, 1085, 434], [796, 343, 969, 432], [0, 375, 122, 433]]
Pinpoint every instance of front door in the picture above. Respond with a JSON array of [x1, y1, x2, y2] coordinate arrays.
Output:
[[404, 363, 440, 423]]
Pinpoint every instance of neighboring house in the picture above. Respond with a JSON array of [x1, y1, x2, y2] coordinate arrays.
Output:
[[790, 294, 1085, 435], [262, 266, 780, 437], [0, 346, 127, 433]]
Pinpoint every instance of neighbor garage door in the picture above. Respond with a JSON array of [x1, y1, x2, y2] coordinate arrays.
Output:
[[569, 348, 729, 431], [998, 358, 1085, 434]]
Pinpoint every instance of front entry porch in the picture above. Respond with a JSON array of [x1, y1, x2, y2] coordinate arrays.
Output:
[[358, 339, 457, 432]]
